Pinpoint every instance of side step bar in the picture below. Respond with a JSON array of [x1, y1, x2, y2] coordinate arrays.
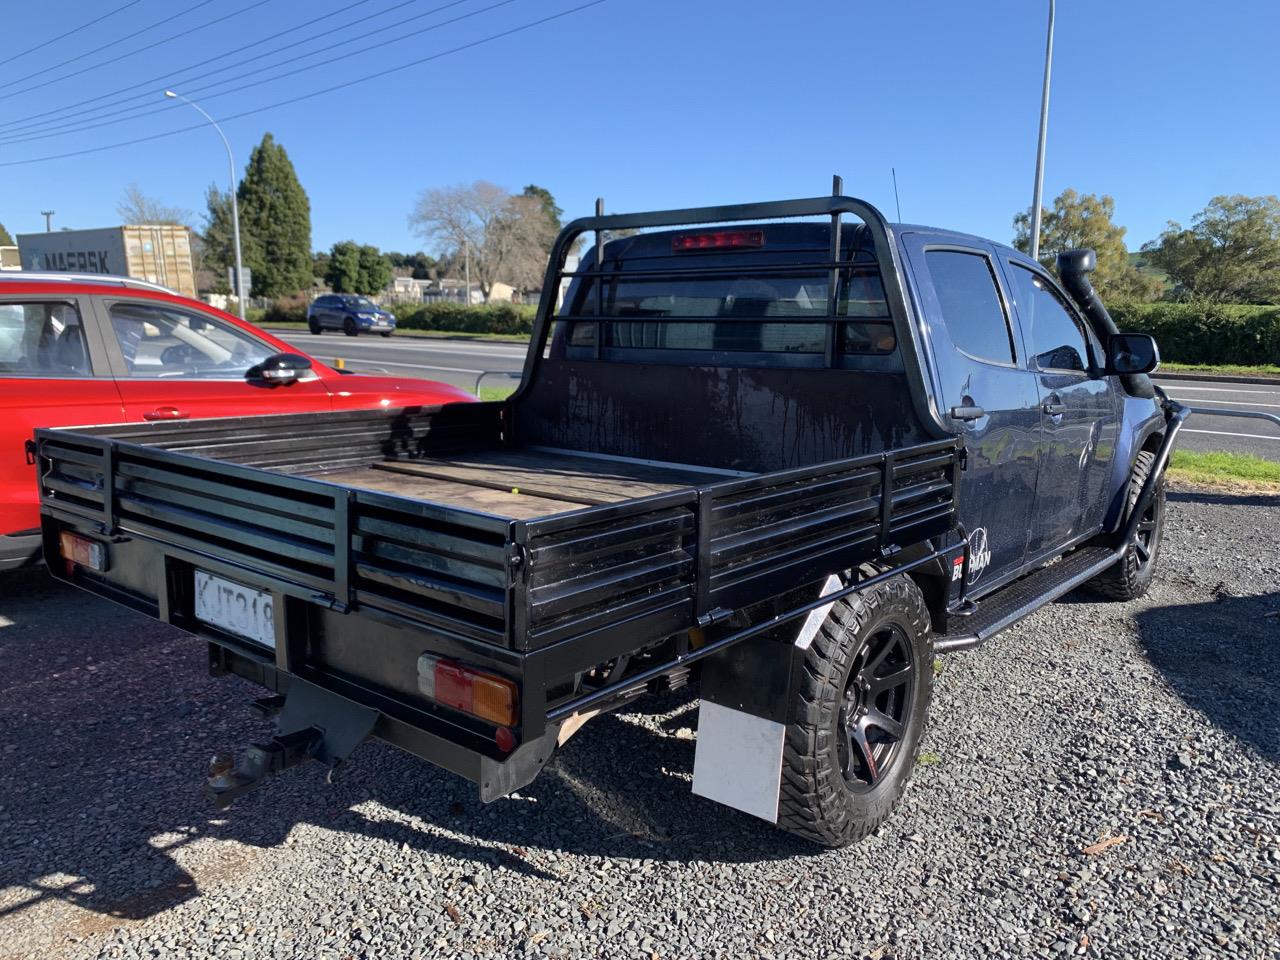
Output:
[[934, 547, 1118, 652], [937, 397, 1192, 654]]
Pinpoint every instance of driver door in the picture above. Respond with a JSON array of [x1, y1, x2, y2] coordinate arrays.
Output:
[[93, 298, 333, 422]]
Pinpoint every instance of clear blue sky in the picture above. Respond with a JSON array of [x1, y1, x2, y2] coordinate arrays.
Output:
[[1, 0, 1276, 255]]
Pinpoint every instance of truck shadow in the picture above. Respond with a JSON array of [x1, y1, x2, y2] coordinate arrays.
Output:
[[0, 570, 803, 932], [1133, 587, 1280, 764]]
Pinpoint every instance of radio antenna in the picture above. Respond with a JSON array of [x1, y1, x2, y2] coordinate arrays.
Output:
[[891, 168, 903, 222]]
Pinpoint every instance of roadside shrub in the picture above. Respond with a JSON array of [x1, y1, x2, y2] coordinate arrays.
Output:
[[260, 293, 309, 325], [1108, 302, 1280, 366], [390, 302, 536, 336]]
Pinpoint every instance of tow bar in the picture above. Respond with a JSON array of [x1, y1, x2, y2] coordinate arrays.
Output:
[[207, 680, 379, 808]]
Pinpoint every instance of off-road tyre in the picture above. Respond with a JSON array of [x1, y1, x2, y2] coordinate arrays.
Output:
[[777, 574, 933, 848], [1085, 449, 1165, 601]]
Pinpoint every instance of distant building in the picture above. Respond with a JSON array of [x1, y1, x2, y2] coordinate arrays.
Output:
[[0, 246, 18, 271]]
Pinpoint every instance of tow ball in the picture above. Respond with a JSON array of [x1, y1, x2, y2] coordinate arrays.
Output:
[[205, 681, 380, 809]]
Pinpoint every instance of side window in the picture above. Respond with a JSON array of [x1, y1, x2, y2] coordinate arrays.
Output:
[[924, 250, 1016, 364], [107, 301, 273, 379], [1010, 265, 1090, 372], [0, 301, 93, 377]]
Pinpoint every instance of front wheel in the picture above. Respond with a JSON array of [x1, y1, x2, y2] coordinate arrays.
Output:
[[343, 318, 358, 337], [308, 317, 321, 335], [777, 574, 933, 848], [380, 331, 393, 338], [1085, 449, 1165, 601]]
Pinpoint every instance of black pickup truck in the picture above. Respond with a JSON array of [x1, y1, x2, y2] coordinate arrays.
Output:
[[34, 188, 1186, 847]]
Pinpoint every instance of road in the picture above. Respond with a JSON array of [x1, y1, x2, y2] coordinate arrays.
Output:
[[276, 331, 1280, 461]]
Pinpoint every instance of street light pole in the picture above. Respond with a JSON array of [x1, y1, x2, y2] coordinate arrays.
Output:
[[164, 90, 245, 320], [1029, 0, 1055, 262]]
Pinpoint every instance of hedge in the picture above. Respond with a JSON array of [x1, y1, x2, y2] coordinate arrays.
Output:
[[388, 301, 536, 336], [1109, 302, 1280, 366]]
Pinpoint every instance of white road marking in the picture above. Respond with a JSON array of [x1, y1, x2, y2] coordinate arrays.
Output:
[[313, 357, 486, 374], [1175, 397, 1280, 409], [1182, 428, 1280, 443], [1158, 383, 1280, 396]]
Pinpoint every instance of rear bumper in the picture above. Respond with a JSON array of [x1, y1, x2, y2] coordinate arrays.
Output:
[[0, 530, 42, 572]]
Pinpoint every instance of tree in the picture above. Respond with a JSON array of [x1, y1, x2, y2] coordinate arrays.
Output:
[[386, 251, 437, 279], [0, 222, 14, 246], [312, 250, 331, 284], [326, 241, 361, 293], [1142, 195, 1280, 303], [522, 184, 563, 231], [357, 244, 391, 294], [408, 180, 558, 299], [237, 133, 312, 298], [201, 184, 256, 295], [116, 184, 191, 226], [325, 241, 392, 294], [1014, 189, 1163, 300]]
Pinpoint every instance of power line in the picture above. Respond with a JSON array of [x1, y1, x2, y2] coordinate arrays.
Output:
[[0, 0, 611, 168], [0, 0, 395, 132], [0, 0, 473, 142], [0, 0, 219, 92], [0, 0, 276, 103], [4, 0, 145, 67], [0, 0, 518, 146]]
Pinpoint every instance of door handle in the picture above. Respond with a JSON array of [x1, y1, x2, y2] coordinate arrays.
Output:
[[143, 406, 190, 421], [1042, 400, 1066, 417], [949, 405, 986, 422]]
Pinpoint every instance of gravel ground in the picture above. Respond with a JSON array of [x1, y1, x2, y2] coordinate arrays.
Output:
[[1, 488, 1277, 960]]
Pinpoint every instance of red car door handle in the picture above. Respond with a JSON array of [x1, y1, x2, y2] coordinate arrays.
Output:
[[143, 406, 190, 421]]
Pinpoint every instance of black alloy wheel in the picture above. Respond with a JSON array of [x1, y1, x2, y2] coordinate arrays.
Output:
[[836, 624, 915, 792]]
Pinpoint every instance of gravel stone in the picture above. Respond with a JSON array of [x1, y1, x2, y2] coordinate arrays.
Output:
[[1, 488, 1277, 959]]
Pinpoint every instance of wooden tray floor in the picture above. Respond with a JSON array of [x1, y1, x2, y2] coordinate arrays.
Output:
[[318, 447, 731, 520]]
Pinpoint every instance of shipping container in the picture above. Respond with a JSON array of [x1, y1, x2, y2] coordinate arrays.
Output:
[[15, 225, 195, 297]]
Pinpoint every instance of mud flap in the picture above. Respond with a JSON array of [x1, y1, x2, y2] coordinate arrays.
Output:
[[692, 575, 843, 823]]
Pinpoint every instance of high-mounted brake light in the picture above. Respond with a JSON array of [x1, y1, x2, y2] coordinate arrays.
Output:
[[417, 654, 519, 729], [672, 229, 765, 251], [58, 531, 107, 572]]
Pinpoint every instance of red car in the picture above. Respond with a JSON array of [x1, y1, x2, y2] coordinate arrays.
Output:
[[0, 273, 474, 571]]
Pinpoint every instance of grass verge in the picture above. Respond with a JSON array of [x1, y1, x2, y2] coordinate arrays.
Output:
[[478, 385, 518, 401], [1160, 362, 1280, 379], [1168, 450, 1280, 493]]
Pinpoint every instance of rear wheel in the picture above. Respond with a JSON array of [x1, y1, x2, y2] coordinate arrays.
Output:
[[1086, 449, 1165, 601], [343, 317, 358, 337], [777, 574, 933, 848]]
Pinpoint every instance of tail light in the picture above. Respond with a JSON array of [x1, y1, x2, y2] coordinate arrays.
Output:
[[58, 531, 107, 572], [417, 654, 519, 728], [672, 229, 765, 251]]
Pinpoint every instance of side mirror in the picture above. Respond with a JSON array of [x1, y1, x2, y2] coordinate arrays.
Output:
[[247, 352, 313, 385], [1105, 333, 1159, 376]]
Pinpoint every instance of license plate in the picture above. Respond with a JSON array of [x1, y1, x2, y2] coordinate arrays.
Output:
[[194, 570, 276, 649]]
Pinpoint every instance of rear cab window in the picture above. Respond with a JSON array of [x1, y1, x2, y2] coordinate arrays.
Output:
[[556, 224, 898, 367], [923, 250, 1017, 365]]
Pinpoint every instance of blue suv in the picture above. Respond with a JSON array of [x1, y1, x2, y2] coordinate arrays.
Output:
[[307, 294, 397, 337]]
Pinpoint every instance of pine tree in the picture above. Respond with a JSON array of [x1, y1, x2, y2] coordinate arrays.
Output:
[[0, 222, 14, 246], [237, 133, 312, 298]]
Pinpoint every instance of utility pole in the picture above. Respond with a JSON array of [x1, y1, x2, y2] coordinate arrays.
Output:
[[41, 210, 55, 232], [1029, 0, 1056, 261], [463, 240, 471, 305]]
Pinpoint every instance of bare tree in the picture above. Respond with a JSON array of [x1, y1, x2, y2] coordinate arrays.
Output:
[[408, 181, 557, 301], [116, 184, 192, 226]]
